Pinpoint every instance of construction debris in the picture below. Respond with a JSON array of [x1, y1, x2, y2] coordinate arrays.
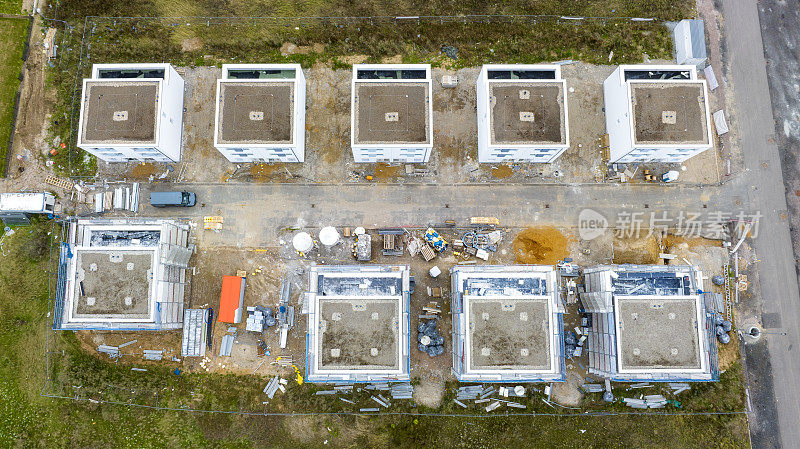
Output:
[[371, 396, 390, 408], [353, 233, 372, 261]]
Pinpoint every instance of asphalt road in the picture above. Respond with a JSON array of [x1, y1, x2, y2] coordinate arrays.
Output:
[[140, 181, 743, 247], [723, 1, 800, 447]]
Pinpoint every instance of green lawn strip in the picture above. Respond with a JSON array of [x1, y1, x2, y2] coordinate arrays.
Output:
[[0, 17, 29, 176]]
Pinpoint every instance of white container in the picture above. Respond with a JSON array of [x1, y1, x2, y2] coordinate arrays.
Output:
[[292, 232, 313, 253], [319, 226, 340, 246], [429, 266, 441, 278]]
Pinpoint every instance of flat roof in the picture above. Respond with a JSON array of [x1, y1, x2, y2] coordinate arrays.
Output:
[[0, 193, 50, 212], [353, 82, 430, 145], [217, 81, 293, 145], [317, 298, 399, 370], [630, 82, 709, 145], [81, 80, 159, 144], [468, 297, 551, 370], [72, 249, 153, 319], [616, 296, 702, 370], [489, 82, 565, 145], [218, 275, 244, 323], [452, 266, 561, 378], [307, 266, 410, 382]]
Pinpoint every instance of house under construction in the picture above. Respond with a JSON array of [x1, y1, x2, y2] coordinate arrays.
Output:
[[54, 218, 193, 330], [450, 265, 565, 382], [581, 264, 718, 382], [305, 265, 411, 383]]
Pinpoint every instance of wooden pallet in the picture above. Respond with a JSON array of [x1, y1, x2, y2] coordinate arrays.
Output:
[[420, 244, 436, 262], [44, 175, 73, 190], [470, 216, 499, 226]]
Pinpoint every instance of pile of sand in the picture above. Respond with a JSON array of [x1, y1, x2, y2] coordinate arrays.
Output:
[[513, 227, 570, 265]]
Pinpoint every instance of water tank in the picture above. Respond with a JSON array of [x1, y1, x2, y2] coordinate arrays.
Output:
[[292, 232, 313, 253], [716, 325, 725, 336], [722, 320, 732, 332], [712, 275, 725, 286], [603, 391, 614, 402], [319, 226, 340, 247], [718, 333, 731, 344]]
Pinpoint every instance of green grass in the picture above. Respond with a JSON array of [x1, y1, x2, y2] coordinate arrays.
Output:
[[0, 17, 29, 177], [0, 0, 22, 15]]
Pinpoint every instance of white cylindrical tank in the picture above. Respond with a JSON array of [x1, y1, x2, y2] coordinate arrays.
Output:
[[292, 232, 313, 253], [319, 226, 340, 247]]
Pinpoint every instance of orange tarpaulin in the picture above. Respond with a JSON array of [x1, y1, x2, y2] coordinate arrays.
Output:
[[218, 275, 245, 323]]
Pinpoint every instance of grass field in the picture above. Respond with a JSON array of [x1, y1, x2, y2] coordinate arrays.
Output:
[[0, 0, 22, 15], [0, 17, 29, 177], [48, 0, 694, 176]]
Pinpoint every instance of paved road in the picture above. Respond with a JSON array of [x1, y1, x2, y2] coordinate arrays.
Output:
[[723, 0, 800, 447], [140, 181, 743, 247]]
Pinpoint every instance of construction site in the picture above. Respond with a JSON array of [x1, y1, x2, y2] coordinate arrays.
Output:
[[46, 211, 745, 413], [0, 4, 775, 445]]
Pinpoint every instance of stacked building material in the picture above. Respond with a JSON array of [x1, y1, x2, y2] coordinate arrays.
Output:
[[263, 376, 281, 399], [669, 383, 691, 395], [581, 383, 605, 393], [390, 383, 414, 399], [219, 335, 235, 357], [622, 395, 668, 409], [143, 350, 163, 361], [97, 345, 120, 359], [456, 385, 492, 401], [417, 319, 445, 357]]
